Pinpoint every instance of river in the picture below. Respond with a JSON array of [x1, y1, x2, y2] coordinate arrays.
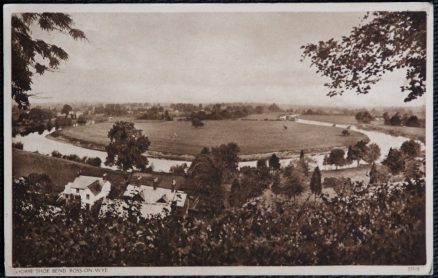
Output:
[[12, 118, 424, 173]]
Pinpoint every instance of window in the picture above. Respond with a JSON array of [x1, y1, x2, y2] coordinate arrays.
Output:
[[86, 194, 90, 200], [76, 189, 80, 194]]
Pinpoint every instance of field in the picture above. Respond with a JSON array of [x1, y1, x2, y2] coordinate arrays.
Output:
[[241, 112, 284, 120], [299, 114, 359, 125], [299, 114, 425, 141], [12, 149, 108, 190], [59, 120, 367, 157], [12, 149, 185, 191]]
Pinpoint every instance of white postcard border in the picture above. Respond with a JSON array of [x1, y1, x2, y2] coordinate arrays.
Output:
[[3, 2, 434, 276]]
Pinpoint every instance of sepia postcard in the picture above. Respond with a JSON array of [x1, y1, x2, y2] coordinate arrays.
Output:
[[3, 3, 433, 276]]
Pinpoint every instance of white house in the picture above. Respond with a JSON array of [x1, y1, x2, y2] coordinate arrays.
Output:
[[60, 174, 111, 210], [100, 183, 187, 220]]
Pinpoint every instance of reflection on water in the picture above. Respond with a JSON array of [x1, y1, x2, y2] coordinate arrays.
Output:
[[12, 119, 424, 173]]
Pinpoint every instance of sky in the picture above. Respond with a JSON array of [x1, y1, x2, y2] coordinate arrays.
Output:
[[29, 12, 425, 107]]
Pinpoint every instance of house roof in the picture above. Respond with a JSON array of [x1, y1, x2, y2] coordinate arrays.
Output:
[[68, 175, 106, 195], [124, 184, 187, 207], [88, 180, 103, 195]]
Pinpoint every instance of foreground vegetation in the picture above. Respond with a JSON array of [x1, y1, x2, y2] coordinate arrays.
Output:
[[13, 174, 425, 267]]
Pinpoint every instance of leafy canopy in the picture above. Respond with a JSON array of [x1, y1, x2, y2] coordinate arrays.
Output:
[[301, 12, 426, 102], [12, 13, 86, 109], [105, 121, 150, 172]]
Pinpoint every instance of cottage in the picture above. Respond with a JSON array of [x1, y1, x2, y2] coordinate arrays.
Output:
[[123, 183, 188, 218], [99, 180, 187, 220], [60, 174, 111, 210]]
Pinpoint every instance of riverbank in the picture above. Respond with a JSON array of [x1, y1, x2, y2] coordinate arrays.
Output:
[[297, 114, 425, 142]]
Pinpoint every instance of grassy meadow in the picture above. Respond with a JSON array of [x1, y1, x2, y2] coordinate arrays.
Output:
[[299, 114, 425, 141], [299, 114, 360, 125], [12, 149, 185, 192], [60, 120, 367, 156]]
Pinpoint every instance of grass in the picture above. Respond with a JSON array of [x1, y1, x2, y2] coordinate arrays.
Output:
[[12, 149, 186, 193], [241, 112, 284, 120], [299, 115, 425, 141], [364, 119, 425, 141], [299, 114, 359, 125], [322, 165, 371, 183], [59, 120, 367, 157]]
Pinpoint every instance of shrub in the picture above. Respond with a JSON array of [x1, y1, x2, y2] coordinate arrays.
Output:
[[86, 157, 102, 167], [51, 151, 62, 158], [12, 142, 23, 150]]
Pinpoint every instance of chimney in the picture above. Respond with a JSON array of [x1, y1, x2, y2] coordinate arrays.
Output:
[[102, 173, 107, 181], [153, 177, 158, 190], [171, 179, 176, 193], [76, 170, 82, 177]]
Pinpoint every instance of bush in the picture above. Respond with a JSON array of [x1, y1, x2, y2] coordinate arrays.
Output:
[[63, 154, 81, 162], [51, 151, 62, 158], [77, 116, 88, 125], [12, 178, 426, 266], [86, 157, 102, 167], [12, 142, 23, 150], [169, 163, 187, 176]]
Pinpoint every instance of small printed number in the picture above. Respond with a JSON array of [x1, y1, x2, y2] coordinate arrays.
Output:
[[408, 266, 420, 271]]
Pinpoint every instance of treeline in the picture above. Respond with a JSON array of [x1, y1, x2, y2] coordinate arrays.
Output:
[[383, 112, 425, 127], [12, 106, 92, 137], [137, 105, 173, 121], [51, 151, 102, 167], [188, 104, 262, 121]]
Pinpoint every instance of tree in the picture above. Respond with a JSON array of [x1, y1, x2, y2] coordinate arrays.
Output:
[[400, 140, 421, 159], [405, 115, 420, 127], [363, 143, 381, 164], [200, 147, 210, 155], [309, 166, 322, 199], [169, 163, 188, 176], [211, 143, 240, 175], [28, 107, 53, 122], [268, 103, 281, 112], [284, 171, 305, 201], [268, 154, 281, 171], [369, 163, 390, 184], [389, 113, 402, 126], [105, 121, 150, 172], [12, 13, 86, 109], [86, 157, 102, 167], [301, 12, 426, 102], [383, 112, 390, 125], [163, 110, 173, 121], [191, 117, 204, 128], [382, 148, 405, 175], [355, 111, 373, 123], [256, 159, 270, 180], [186, 153, 223, 212], [404, 159, 423, 180], [347, 140, 369, 166], [255, 105, 264, 114], [327, 148, 346, 170], [229, 178, 241, 207], [322, 154, 329, 165], [77, 115, 87, 125], [61, 104, 72, 117], [342, 129, 350, 136]]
